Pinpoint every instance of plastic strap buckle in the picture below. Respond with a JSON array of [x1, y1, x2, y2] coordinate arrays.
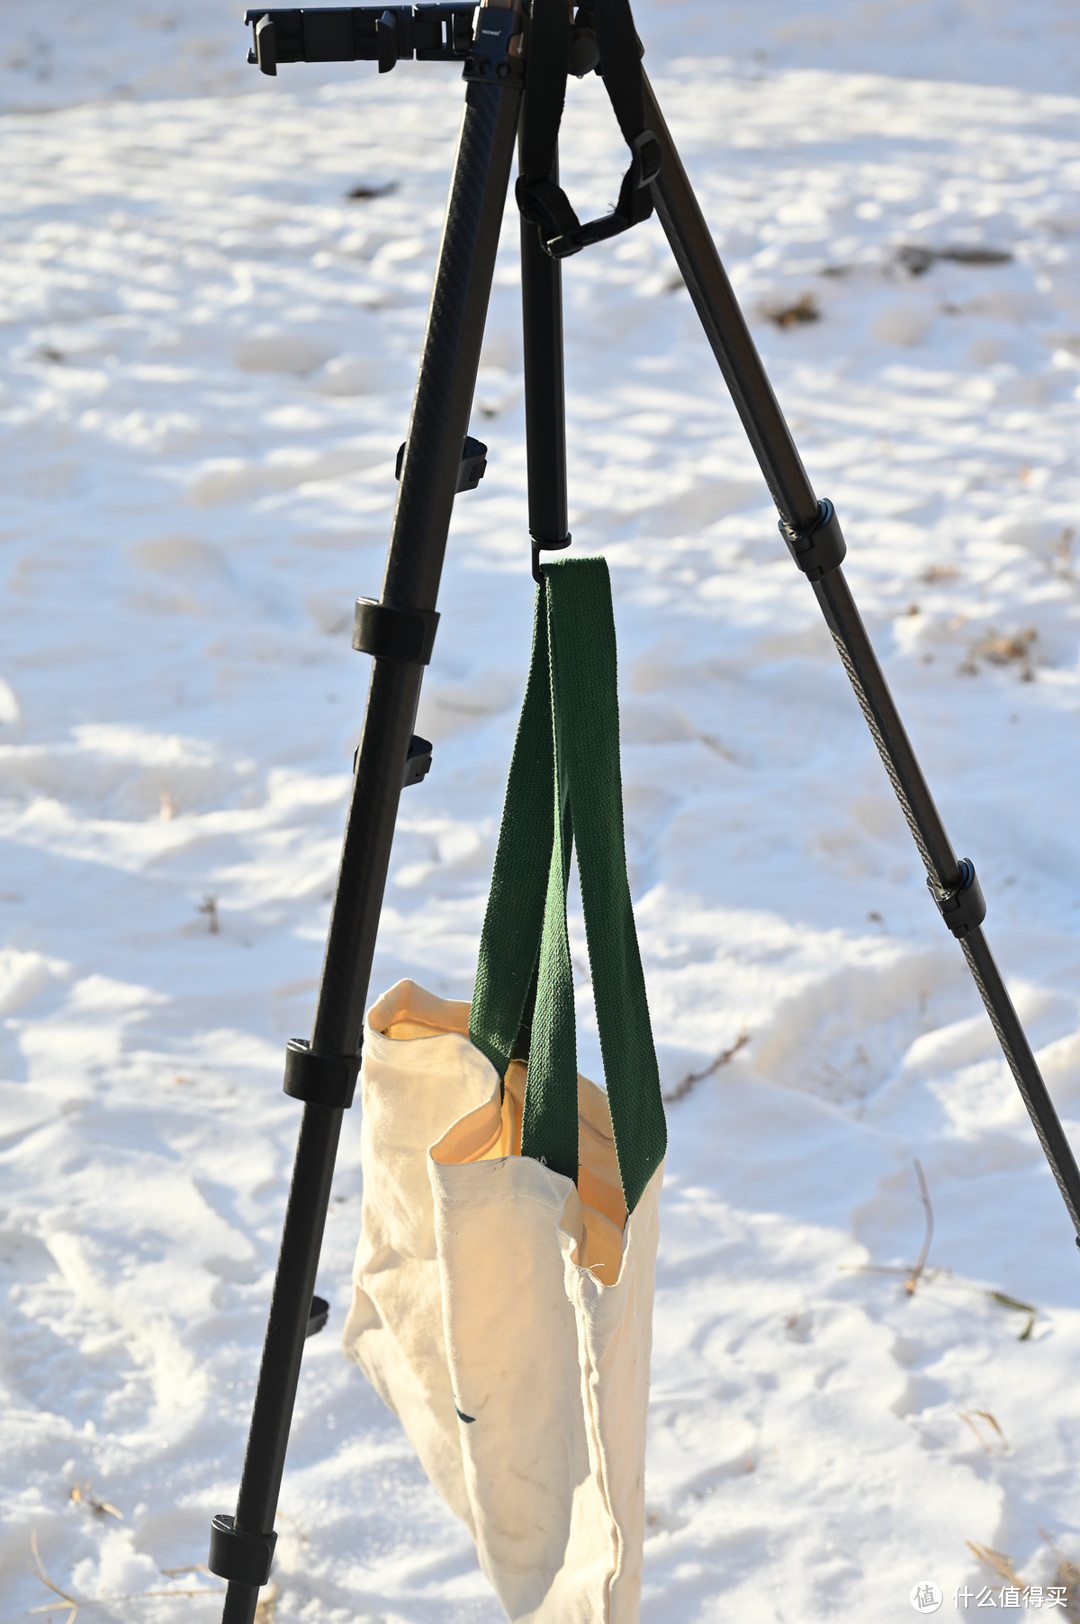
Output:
[[630, 129, 661, 188], [779, 497, 847, 582], [538, 134, 658, 259], [208, 1514, 277, 1586], [928, 858, 987, 939], [352, 600, 439, 663], [283, 1039, 360, 1109]]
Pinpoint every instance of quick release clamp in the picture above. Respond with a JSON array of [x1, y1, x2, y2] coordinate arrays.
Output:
[[243, 4, 524, 76]]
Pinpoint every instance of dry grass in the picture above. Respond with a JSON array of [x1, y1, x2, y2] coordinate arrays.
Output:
[[29, 1532, 78, 1624], [905, 1158, 934, 1296], [29, 1535, 230, 1619], [897, 243, 1012, 275], [841, 1163, 1038, 1338], [255, 1580, 280, 1621], [967, 1540, 1024, 1585], [763, 292, 821, 328], [346, 181, 397, 200], [663, 1031, 750, 1104], [1043, 1531, 1080, 1618], [197, 894, 220, 933], [958, 1409, 1010, 1454], [960, 626, 1037, 679], [69, 1483, 123, 1521], [968, 1534, 1080, 1620]]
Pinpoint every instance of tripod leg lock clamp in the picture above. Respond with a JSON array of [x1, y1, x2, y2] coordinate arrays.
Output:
[[208, 1514, 277, 1586], [396, 435, 487, 493], [353, 599, 440, 663], [283, 1038, 361, 1109], [928, 858, 987, 938], [779, 497, 847, 582]]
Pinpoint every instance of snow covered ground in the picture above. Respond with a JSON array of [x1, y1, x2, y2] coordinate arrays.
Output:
[[4, 3, 1080, 1621]]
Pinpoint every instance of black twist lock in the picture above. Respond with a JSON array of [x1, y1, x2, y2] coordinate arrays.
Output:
[[779, 497, 847, 582], [928, 858, 987, 939], [352, 600, 439, 664], [208, 1515, 277, 1586], [283, 1039, 360, 1109]]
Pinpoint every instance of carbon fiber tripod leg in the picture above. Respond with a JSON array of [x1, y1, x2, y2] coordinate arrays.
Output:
[[640, 72, 1080, 1241], [211, 69, 524, 1624]]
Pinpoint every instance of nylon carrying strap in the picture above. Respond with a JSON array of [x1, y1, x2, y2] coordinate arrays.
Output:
[[470, 557, 667, 1214], [516, 0, 661, 259]]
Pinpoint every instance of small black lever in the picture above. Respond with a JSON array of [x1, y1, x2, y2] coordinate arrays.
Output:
[[376, 9, 398, 73]]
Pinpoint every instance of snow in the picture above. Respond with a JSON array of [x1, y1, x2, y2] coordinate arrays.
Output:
[[2, 2, 1080, 1620]]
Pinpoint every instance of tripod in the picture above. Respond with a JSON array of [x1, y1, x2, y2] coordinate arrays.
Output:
[[208, 7, 1080, 1619]]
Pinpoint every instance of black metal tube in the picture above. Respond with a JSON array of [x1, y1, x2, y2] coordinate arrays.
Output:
[[520, 136, 568, 546], [643, 72, 816, 530], [643, 74, 1080, 1242], [812, 570, 958, 886], [223, 1103, 342, 1624], [382, 81, 524, 613], [218, 73, 522, 1624], [962, 930, 1080, 1233]]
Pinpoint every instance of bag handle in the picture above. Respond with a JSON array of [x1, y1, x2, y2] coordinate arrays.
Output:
[[470, 557, 666, 1213]]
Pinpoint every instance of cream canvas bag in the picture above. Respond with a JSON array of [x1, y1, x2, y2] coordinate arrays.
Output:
[[343, 558, 667, 1623]]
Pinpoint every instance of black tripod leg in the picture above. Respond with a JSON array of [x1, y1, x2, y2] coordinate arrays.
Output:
[[507, 134, 572, 1056], [640, 73, 1080, 1241], [520, 137, 571, 575], [211, 72, 523, 1624]]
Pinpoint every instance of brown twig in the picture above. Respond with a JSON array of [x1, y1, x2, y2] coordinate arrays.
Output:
[[29, 1533, 79, 1624], [841, 1262, 1037, 1338], [987, 1290, 1038, 1341], [197, 894, 220, 934], [1039, 1528, 1080, 1592], [959, 1410, 1010, 1454], [70, 1483, 123, 1520], [663, 1031, 750, 1104], [137, 1588, 226, 1599], [967, 1541, 1024, 1586], [255, 1580, 279, 1621], [905, 1158, 934, 1295]]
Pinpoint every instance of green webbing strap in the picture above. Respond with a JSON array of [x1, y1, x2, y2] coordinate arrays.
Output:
[[470, 557, 666, 1213]]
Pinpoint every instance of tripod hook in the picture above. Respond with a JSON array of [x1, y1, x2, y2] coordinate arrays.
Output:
[[531, 532, 572, 585]]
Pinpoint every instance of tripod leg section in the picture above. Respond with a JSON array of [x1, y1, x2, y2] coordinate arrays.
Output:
[[212, 73, 523, 1624], [520, 139, 571, 576], [640, 75, 1080, 1242]]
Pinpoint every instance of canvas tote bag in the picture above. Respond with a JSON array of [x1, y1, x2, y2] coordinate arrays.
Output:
[[342, 557, 668, 1622]]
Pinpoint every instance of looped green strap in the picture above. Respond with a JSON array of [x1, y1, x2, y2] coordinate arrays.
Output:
[[470, 557, 666, 1214]]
